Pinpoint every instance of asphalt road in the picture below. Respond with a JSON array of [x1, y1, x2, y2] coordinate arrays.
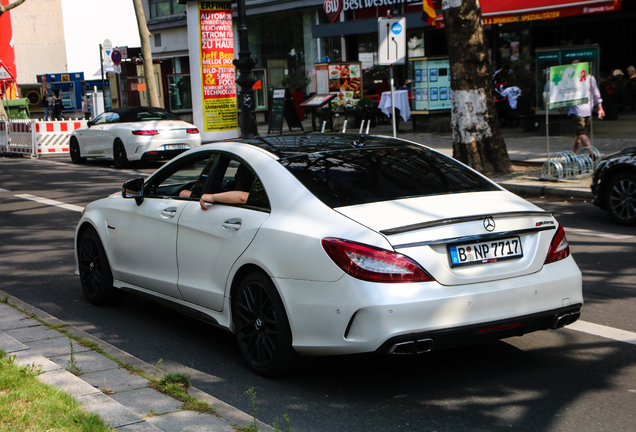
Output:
[[1, 155, 635, 432]]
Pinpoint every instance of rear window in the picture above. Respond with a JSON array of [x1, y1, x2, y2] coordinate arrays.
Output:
[[279, 145, 500, 208]]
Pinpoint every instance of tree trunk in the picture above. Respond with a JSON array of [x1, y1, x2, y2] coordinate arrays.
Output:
[[442, 0, 511, 175], [132, 0, 160, 107]]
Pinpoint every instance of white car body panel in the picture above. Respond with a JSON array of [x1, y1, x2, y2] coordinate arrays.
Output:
[[176, 203, 270, 311]]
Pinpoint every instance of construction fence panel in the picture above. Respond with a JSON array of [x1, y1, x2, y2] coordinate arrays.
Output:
[[0, 119, 88, 158]]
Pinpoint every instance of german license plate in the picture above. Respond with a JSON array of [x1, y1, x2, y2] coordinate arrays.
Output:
[[449, 236, 523, 267], [164, 144, 187, 150]]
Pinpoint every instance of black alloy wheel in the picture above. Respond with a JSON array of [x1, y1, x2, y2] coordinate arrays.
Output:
[[69, 137, 85, 164], [606, 172, 636, 226], [78, 227, 119, 305], [233, 272, 298, 376], [113, 140, 129, 169]]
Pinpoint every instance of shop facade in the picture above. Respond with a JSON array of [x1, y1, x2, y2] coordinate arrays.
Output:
[[143, 0, 634, 119]]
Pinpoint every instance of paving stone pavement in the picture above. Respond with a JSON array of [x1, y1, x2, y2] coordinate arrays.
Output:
[[0, 299, 272, 432]]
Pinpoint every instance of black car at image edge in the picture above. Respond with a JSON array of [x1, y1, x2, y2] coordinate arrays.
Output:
[[591, 147, 636, 226]]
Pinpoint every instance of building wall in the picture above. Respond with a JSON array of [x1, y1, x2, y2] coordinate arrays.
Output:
[[11, 0, 68, 83]]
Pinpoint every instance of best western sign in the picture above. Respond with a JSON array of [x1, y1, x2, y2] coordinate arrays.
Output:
[[324, 0, 412, 22]]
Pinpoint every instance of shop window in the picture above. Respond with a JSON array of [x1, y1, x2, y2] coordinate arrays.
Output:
[[168, 75, 192, 112], [149, 0, 186, 19]]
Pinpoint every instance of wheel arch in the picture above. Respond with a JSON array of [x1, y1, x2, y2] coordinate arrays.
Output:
[[75, 220, 112, 273], [600, 165, 636, 207], [228, 263, 278, 330]]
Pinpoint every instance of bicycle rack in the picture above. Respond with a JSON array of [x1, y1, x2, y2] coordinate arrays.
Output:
[[541, 147, 600, 180]]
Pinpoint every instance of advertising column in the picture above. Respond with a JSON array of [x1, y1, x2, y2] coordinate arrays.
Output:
[[186, 1, 239, 141]]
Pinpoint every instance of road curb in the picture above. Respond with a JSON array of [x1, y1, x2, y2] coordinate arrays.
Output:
[[497, 181, 594, 199]]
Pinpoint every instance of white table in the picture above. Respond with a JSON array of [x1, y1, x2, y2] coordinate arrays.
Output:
[[379, 90, 411, 122]]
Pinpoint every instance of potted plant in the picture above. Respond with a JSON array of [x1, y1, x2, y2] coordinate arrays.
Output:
[[353, 96, 377, 128]]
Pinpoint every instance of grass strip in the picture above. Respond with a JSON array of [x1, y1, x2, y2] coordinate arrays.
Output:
[[0, 349, 112, 431]]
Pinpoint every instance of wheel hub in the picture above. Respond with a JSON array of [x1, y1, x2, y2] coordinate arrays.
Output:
[[255, 318, 263, 331]]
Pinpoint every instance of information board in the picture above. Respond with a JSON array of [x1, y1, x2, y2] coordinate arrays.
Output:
[[268, 89, 286, 135]]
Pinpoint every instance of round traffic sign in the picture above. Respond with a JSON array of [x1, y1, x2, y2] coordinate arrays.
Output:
[[111, 49, 122, 66]]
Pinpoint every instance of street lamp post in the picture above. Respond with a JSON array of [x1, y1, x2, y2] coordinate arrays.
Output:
[[233, 0, 259, 137]]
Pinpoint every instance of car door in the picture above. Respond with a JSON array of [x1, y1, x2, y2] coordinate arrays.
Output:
[[76, 112, 109, 155], [97, 111, 121, 156], [176, 155, 271, 312], [113, 151, 215, 299]]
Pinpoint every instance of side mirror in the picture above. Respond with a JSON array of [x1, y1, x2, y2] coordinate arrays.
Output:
[[122, 178, 145, 205], [87, 120, 95, 127]]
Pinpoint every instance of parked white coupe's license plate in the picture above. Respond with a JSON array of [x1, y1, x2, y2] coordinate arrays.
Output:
[[164, 144, 187, 150], [449, 236, 523, 267]]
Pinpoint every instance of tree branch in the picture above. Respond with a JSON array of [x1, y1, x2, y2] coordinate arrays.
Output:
[[0, 0, 27, 17]]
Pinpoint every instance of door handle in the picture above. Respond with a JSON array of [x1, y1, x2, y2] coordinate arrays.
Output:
[[222, 221, 242, 231], [161, 208, 177, 218]]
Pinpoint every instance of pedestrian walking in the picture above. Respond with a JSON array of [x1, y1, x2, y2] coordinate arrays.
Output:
[[568, 62, 605, 154], [41, 91, 50, 120]]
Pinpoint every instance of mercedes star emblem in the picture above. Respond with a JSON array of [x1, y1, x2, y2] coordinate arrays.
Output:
[[483, 216, 496, 232]]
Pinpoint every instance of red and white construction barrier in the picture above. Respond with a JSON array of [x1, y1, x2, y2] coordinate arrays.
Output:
[[0, 119, 87, 158]]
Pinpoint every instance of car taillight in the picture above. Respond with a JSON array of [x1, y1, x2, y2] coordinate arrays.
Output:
[[132, 130, 159, 136], [322, 238, 434, 283], [544, 224, 570, 264], [186, 128, 199, 134]]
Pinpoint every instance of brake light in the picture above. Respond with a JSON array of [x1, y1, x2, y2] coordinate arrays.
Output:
[[186, 128, 199, 134], [322, 238, 434, 283], [544, 224, 570, 264], [132, 130, 159, 136]]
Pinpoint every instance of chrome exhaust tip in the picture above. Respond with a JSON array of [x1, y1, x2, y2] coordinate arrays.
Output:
[[389, 338, 433, 355], [550, 311, 581, 329]]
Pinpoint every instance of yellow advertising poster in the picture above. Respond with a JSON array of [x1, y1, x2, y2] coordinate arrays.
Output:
[[199, 1, 237, 132]]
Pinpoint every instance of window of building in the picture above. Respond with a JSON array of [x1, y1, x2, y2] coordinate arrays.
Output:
[[168, 57, 192, 112], [149, 0, 186, 19]]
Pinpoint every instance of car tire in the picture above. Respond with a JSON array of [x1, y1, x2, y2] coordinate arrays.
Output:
[[233, 271, 301, 376], [605, 172, 636, 226], [113, 140, 129, 169], [69, 137, 86, 164], [78, 227, 122, 305]]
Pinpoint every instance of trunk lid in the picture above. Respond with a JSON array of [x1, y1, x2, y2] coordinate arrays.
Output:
[[335, 191, 558, 286]]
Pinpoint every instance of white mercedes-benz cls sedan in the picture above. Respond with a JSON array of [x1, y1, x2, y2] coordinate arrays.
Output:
[[69, 106, 200, 168], [74, 134, 582, 376]]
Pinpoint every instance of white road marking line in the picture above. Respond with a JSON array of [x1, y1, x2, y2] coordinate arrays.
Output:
[[40, 160, 68, 166], [566, 227, 633, 240], [568, 320, 636, 346], [14, 194, 84, 213], [0, 188, 10, 193]]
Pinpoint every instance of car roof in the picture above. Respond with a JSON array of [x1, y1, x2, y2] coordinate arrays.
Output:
[[224, 134, 420, 160], [104, 106, 175, 122]]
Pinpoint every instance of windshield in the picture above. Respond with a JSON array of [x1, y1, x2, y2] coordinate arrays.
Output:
[[279, 145, 500, 208]]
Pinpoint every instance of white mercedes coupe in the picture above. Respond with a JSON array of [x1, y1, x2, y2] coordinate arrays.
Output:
[[75, 134, 583, 376], [69, 107, 200, 168]]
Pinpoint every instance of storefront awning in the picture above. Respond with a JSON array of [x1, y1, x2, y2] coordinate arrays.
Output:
[[436, 0, 621, 27]]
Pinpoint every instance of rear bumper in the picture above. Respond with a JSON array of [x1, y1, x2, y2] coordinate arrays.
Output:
[[376, 304, 581, 354], [140, 149, 188, 161], [275, 255, 582, 356]]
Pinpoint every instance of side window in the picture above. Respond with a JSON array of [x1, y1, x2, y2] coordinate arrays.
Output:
[[108, 112, 120, 123], [212, 157, 270, 211], [146, 153, 214, 198], [92, 113, 109, 125]]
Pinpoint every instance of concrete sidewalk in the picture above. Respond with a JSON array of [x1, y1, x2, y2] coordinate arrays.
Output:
[[0, 294, 272, 432]]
